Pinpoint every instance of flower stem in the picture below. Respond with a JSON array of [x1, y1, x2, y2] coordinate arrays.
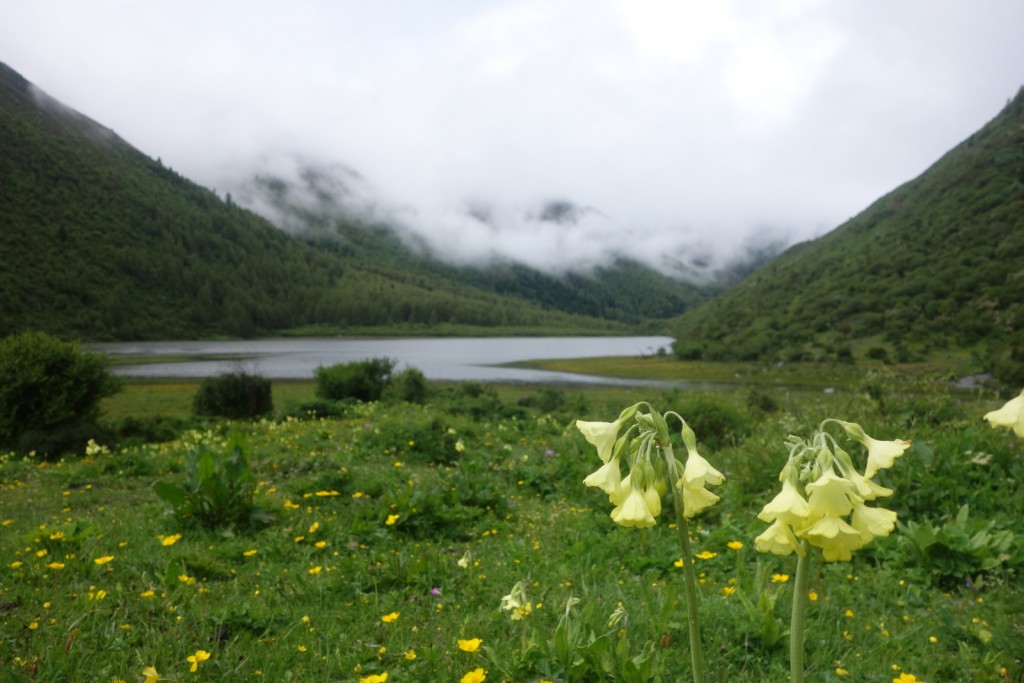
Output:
[[666, 449, 705, 683], [790, 541, 812, 683]]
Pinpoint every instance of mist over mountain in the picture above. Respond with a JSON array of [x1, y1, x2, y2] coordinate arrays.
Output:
[[229, 155, 786, 283]]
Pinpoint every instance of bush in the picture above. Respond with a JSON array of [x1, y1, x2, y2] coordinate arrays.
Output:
[[315, 357, 396, 402], [192, 371, 273, 419], [387, 367, 429, 404], [0, 330, 121, 458]]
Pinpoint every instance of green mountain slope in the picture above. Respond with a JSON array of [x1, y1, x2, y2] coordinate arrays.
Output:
[[672, 87, 1024, 374], [0, 61, 698, 340]]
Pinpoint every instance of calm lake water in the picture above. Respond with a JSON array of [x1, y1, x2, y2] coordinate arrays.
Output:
[[91, 336, 681, 385]]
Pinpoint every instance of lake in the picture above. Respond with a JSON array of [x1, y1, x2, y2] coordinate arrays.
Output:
[[91, 336, 684, 385]]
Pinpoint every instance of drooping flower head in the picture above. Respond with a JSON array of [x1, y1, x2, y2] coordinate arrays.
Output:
[[755, 420, 908, 562], [578, 403, 725, 527], [500, 580, 532, 620], [983, 388, 1024, 437]]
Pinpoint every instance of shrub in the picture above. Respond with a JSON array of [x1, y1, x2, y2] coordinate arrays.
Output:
[[315, 357, 396, 402], [0, 330, 121, 458], [192, 371, 273, 419], [387, 366, 429, 404]]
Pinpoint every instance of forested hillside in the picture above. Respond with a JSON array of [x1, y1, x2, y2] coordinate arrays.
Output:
[[0, 61, 700, 340], [673, 86, 1024, 380]]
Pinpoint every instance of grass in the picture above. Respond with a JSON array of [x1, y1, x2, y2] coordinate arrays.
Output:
[[3, 363, 1023, 682]]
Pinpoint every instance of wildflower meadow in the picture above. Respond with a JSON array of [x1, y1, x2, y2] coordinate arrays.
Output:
[[1, 375, 1022, 682]]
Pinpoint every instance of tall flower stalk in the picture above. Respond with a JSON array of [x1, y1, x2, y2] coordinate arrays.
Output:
[[577, 403, 725, 683], [754, 419, 910, 683]]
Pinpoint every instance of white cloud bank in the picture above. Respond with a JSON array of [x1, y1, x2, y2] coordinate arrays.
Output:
[[2, 0, 1022, 272]]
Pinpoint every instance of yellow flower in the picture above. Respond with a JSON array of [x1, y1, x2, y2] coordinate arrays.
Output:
[[610, 485, 656, 528], [500, 581, 533, 620], [805, 471, 859, 517], [186, 650, 210, 672], [799, 515, 867, 562], [583, 457, 623, 496], [755, 519, 805, 557], [160, 534, 182, 547], [458, 638, 483, 652], [308, 566, 322, 575], [850, 502, 898, 541], [359, 674, 388, 683], [380, 612, 399, 623], [460, 668, 487, 683], [385, 514, 400, 526], [308, 521, 319, 534], [141, 665, 159, 683], [727, 541, 744, 550], [46, 562, 65, 570], [695, 551, 717, 560], [576, 405, 637, 463], [94, 555, 114, 565], [681, 449, 725, 489], [404, 649, 417, 660], [983, 389, 1024, 437], [838, 421, 911, 477], [836, 668, 849, 676], [243, 549, 258, 557], [893, 674, 925, 683], [140, 590, 156, 599], [770, 573, 790, 583], [758, 479, 811, 526]]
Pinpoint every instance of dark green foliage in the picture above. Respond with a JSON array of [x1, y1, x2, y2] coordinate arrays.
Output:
[[315, 358, 396, 402], [153, 432, 270, 530], [0, 330, 120, 457], [192, 371, 273, 419], [386, 366, 429, 404], [673, 86, 1024, 378]]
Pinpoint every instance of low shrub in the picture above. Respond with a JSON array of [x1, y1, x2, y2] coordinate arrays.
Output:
[[192, 371, 273, 419], [315, 357, 396, 402]]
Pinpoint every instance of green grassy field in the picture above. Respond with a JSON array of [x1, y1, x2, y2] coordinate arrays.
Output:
[[2, 363, 1021, 682]]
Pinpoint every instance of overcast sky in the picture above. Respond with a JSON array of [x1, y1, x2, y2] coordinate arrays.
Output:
[[3, 1, 1023, 273]]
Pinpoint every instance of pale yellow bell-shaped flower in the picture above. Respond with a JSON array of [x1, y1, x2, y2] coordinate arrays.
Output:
[[850, 501, 898, 541], [577, 419, 624, 464], [983, 389, 1024, 438], [583, 457, 623, 496], [679, 481, 720, 519], [757, 479, 811, 525], [610, 485, 657, 528], [799, 515, 867, 562], [843, 467, 893, 501], [754, 519, 805, 557], [837, 420, 911, 478], [863, 437, 912, 479], [641, 482, 663, 518], [805, 470, 860, 517], [500, 580, 533, 620], [681, 449, 725, 488]]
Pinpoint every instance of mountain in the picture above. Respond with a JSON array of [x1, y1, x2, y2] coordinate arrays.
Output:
[[238, 168, 712, 325], [0, 61, 706, 340], [672, 86, 1024, 380]]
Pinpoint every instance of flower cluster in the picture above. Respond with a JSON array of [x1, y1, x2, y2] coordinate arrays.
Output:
[[983, 388, 1024, 437], [578, 403, 724, 528], [756, 420, 910, 562], [500, 580, 532, 620]]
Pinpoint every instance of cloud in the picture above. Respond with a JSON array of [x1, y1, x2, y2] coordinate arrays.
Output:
[[2, 0, 1022, 274]]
